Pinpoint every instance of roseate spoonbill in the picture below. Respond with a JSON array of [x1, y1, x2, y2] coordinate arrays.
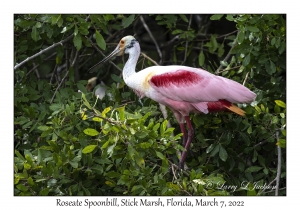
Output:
[[88, 35, 256, 168], [86, 77, 108, 100]]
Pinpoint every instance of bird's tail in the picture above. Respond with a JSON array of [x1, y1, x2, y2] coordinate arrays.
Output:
[[222, 103, 245, 116]]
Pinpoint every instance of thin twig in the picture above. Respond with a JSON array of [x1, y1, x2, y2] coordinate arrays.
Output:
[[259, 178, 276, 195], [140, 15, 162, 64], [50, 50, 79, 104], [85, 36, 122, 72], [217, 65, 241, 74], [215, 31, 239, 74], [32, 62, 40, 80], [14, 34, 74, 70], [196, 30, 238, 42], [237, 134, 274, 157], [264, 187, 286, 194], [25, 52, 57, 77], [168, 160, 190, 176], [275, 131, 281, 196], [140, 52, 159, 66], [49, 64, 58, 84], [160, 35, 180, 49], [181, 15, 193, 65], [171, 164, 178, 180], [243, 71, 250, 86]]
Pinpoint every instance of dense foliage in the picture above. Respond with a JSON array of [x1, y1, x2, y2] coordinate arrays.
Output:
[[14, 14, 286, 196]]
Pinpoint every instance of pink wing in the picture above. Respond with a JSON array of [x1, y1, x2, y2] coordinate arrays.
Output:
[[149, 66, 256, 104]]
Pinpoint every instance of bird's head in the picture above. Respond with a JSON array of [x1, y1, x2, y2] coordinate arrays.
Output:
[[88, 35, 138, 72], [86, 77, 100, 92]]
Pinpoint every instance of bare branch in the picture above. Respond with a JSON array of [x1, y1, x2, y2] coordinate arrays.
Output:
[[168, 160, 190, 176], [14, 34, 74, 70], [243, 71, 250, 86], [25, 52, 57, 77], [140, 52, 159, 66], [140, 15, 162, 64], [275, 131, 282, 196], [50, 50, 79, 104], [181, 15, 193, 65], [215, 31, 239, 74], [260, 178, 276, 195], [216, 65, 241, 74], [238, 134, 274, 158], [49, 64, 58, 84], [196, 30, 238, 42]]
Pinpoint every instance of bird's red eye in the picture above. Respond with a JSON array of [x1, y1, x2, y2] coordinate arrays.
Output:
[[120, 40, 125, 44]]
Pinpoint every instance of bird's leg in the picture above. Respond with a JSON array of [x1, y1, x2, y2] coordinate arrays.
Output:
[[179, 116, 194, 169], [179, 123, 188, 146]]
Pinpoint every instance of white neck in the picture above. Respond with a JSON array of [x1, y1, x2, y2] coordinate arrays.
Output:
[[122, 42, 140, 83]]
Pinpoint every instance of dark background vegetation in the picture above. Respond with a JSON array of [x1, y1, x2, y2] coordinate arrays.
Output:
[[14, 14, 286, 196]]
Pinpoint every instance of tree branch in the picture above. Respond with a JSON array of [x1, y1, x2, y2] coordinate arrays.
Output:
[[216, 65, 241, 74], [140, 52, 159, 66], [215, 31, 239, 74], [140, 15, 162, 64], [181, 14, 193, 65], [243, 71, 250, 86], [25, 52, 57, 77], [275, 130, 282, 196], [50, 49, 79, 104], [14, 34, 74, 70]]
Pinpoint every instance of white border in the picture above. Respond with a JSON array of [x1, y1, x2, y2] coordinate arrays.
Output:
[[5, 1, 298, 209]]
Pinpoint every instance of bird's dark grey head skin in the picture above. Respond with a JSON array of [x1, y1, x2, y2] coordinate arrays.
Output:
[[88, 35, 138, 73]]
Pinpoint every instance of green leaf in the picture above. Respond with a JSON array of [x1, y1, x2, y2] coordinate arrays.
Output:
[[31, 26, 40, 42], [275, 100, 286, 108], [210, 14, 224, 20], [219, 145, 228, 161], [39, 188, 50, 196], [156, 151, 165, 160], [270, 60, 276, 74], [245, 26, 259, 32], [247, 126, 252, 134], [237, 31, 245, 44], [135, 155, 145, 168], [199, 51, 205, 66], [271, 37, 276, 46], [38, 125, 49, 131], [122, 14, 135, 28], [179, 14, 189, 22], [243, 54, 251, 66], [27, 177, 35, 187], [245, 166, 263, 173], [135, 131, 148, 139], [102, 107, 111, 117], [210, 144, 220, 156], [209, 35, 218, 53], [276, 139, 286, 148], [111, 74, 123, 83], [218, 43, 225, 57], [226, 14, 234, 21], [206, 144, 215, 153], [95, 30, 106, 50], [73, 34, 82, 51], [83, 128, 99, 136], [82, 145, 97, 154], [246, 183, 257, 196], [16, 184, 28, 192], [15, 150, 25, 161]]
